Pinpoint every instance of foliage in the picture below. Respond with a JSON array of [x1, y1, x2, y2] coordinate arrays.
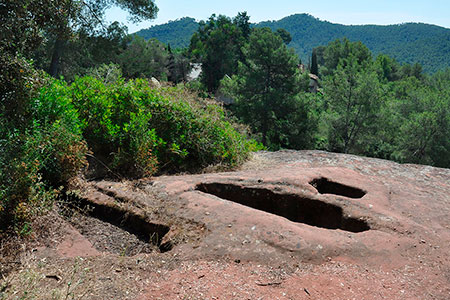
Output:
[[315, 39, 449, 167], [322, 58, 384, 153], [374, 54, 402, 82], [389, 78, 450, 167], [258, 14, 450, 73], [232, 28, 316, 150], [135, 17, 199, 49], [188, 13, 251, 92], [0, 57, 87, 234], [33, 22, 130, 82], [319, 38, 372, 76], [139, 13, 450, 73], [0, 54, 43, 129], [0, 0, 62, 56], [59, 76, 260, 176], [118, 36, 168, 80], [275, 28, 292, 44], [0, 131, 57, 235], [41, 0, 158, 77], [31, 80, 89, 185]]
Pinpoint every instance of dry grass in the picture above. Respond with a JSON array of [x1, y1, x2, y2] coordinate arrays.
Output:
[[0, 177, 207, 299], [238, 152, 274, 171]]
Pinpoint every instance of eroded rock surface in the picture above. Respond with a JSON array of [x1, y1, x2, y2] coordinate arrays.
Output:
[[138, 150, 449, 299], [142, 151, 449, 265], [4, 150, 450, 299]]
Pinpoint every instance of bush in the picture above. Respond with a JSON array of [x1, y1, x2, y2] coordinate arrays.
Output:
[[31, 80, 89, 186], [62, 76, 260, 176], [1, 62, 259, 234], [0, 56, 87, 234], [0, 130, 57, 235]]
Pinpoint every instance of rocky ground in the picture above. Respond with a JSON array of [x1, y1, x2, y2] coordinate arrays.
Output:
[[1, 150, 449, 299]]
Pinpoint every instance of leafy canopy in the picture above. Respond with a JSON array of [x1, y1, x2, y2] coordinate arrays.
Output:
[[232, 27, 315, 150]]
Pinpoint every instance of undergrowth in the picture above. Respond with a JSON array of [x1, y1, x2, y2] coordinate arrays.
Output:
[[65, 76, 262, 177], [0, 61, 261, 235]]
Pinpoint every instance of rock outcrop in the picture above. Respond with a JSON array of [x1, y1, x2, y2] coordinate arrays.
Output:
[[7, 150, 450, 299]]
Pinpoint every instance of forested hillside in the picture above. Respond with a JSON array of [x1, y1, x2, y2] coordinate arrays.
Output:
[[136, 13, 450, 73], [258, 14, 450, 73], [135, 17, 199, 49]]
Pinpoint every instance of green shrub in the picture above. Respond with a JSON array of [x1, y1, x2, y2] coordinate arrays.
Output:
[[0, 130, 57, 234], [31, 80, 89, 186], [1, 64, 259, 234], [63, 76, 260, 176], [0, 57, 87, 234], [0, 55, 48, 234]]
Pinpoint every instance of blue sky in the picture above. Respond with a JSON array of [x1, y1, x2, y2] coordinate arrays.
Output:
[[106, 0, 450, 33]]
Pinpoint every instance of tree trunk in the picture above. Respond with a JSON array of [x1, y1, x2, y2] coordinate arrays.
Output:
[[261, 115, 268, 146], [49, 38, 65, 77]]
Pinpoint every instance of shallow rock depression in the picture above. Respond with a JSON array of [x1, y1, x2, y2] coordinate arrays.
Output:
[[196, 182, 370, 233]]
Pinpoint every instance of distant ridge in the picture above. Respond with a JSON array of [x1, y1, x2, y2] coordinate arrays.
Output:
[[135, 17, 199, 49], [135, 13, 450, 73]]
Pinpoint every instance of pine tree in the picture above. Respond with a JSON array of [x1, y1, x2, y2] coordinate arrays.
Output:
[[311, 49, 318, 75], [234, 28, 314, 149], [167, 44, 176, 82], [188, 13, 249, 92]]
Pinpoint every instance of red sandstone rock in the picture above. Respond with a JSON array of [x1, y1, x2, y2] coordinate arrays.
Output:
[[29, 150, 450, 299], [136, 150, 450, 299]]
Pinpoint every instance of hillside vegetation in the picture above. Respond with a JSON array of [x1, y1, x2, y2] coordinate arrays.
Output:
[[136, 13, 450, 73], [0, 3, 259, 236], [136, 17, 199, 49]]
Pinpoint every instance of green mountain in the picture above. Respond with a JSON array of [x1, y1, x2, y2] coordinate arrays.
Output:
[[135, 17, 199, 49], [135, 14, 450, 73], [257, 14, 450, 73]]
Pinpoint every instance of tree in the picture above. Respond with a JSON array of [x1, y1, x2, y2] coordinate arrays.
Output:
[[310, 49, 318, 75], [374, 54, 401, 82], [118, 36, 168, 80], [46, 0, 158, 77], [391, 77, 450, 167], [234, 28, 315, 149], [321, 38, 372, 76], [323, 56, 384, 154], [1, 0, 65, 128], [32, 21, 130, 81], [234, 12, 251, 39], [0, 0, 62, 56], [401, 62, 424, 80], [167, 44, 176, 82], [167, 46, 192, 84], [275, 28, 292, 44], [188, 13, 250, 92]]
